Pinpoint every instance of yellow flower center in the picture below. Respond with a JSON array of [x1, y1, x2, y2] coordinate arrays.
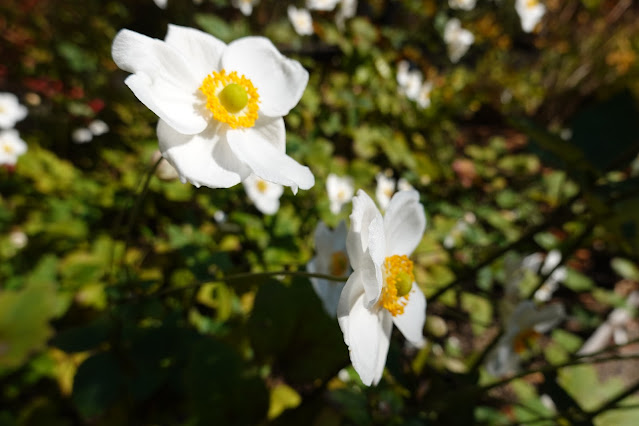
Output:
[[199, 69, 259, 129], [256, 179, 268, 193], [526, 0, 539, 7], [512, 328, 542, 354], [330, 251, 349, 276], [380, 255, 414, 316], [3, 144, 13, 154]]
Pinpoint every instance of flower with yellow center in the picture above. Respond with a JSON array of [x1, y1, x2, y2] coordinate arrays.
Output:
[[485, 300, 565, 377], [515, 0, 546, 33], [327, 173, 354, 215], [0, 129, 27, 166], [308, 221, 350, 317], [112, 24, 314, 193], [243, 174, 284, 215], [338, 189, 427, 386], [0, 92, 28, 130]]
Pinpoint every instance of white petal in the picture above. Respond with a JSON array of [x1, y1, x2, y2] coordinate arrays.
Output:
[[392, 285, 426, 347], [485, 337, 518, 377], [222, 37, 309, 117], [347, 190, 382, 268], [372, 311, 393, 385], [227, 122, 314, 193], [314, 221, 334, 255], [158, 120, 248, 188], [112, 29, 207, 135], [308, 259, 345, 318], [164, 24, 227, 81], [337, 271, 365, 345], [578, 323, 613, 355], [383, 190, 426, 256], [340, 294, 388, 386], [530, 304, 566, 333]]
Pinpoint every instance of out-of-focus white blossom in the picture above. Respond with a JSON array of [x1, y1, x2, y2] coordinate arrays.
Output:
[[88, 119, 109, 136], [0, 93, 28, 129], [448, 0, 476, 10], [443, 18, 474, 63], [515, 0, 546, 33], [72, 128, 93, 144], [233, 0, 259, 16], [327, 173, 355, 214], [416, 81, 433, 109], [0, 129, 28, 165], [375, 172, 396, 211], [288, 6, 314, 36], [153, 0, 167, 8], [307, 0, 340, 11], [243, 174, 284, 215], [9, 230, 28, 249]]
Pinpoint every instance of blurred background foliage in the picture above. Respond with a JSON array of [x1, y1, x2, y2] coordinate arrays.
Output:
[[1, 0, 639, 424]]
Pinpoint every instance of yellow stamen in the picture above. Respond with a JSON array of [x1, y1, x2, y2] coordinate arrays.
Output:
[[199, 69, 259, 129], [256, 179, 268, 193], [330, 251, 349, 276], [513, 328, 542, 354], [3, 144, 13, 154], [526, 0, 539, 7], [380, 255, 414, 316]]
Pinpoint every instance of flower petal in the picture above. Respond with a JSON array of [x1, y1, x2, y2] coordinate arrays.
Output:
[[158, 120, 248, 188], [339, 293, 388, 386], [337, 271, 365, 345], [226, 121, 314, 193], [112, 29, 207, 135], [164, 24, 227, 81], [222, 37, 309, 117], [384, 190, 426, 256], [392, 285, 426, 347]]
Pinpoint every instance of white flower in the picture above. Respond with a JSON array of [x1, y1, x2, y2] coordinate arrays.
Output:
[[232, 0, 259, 16], [485, 301, 565, 377], [327, 173, 354, 214], [396, 61, 423, 101], [111, 25, 314, 193], [336, 0, 358, 28], [0, 130, 27, 166], [338, 190, 427, 385], [578, 291, 639, 355], [307, 0, 340, 11], [9, 230, 28, 249], [448, 0, 476, 10], [153, 0, 167, 8], [416, 81, 433, 109], [88, 119, 109, 136], [397, 178, 413, 192], [533, 250, 567, 302], [243, 174, 284, 215], [288, 6, 314, 36], [72, 128, 93, 144], [307, 221, 349, 317], [515, 0, 546, 33], [443, 18, 474, 63], [0, 93, 28, 129], [375, 172, 396, 210]]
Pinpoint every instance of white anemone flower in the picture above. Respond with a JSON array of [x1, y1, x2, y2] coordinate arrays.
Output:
[[327, 173, 354, 214], [515, 0, 546, 33], [0, 93, 28, 129], [443, 18, 474, 63], [243, 174, 284, 215], [111, 25, 314, 193], [0, 130, 28, 166], [448, 0, 476, 10], [307, 0, 340, 11], [72, 128, 93, 144], [338, 190, 427, 385], [153, 0, 167, 8], [375, 172, 396, 211], [485, 301, 565, 377], [307, 221, 350, 317], [233, 0, 259, 16], [288, 6, 314, 36], [416, 81, 433, 109], [396, 61, 423, 101], [336, 0, 358, 28], [88, 119, 109, 136]]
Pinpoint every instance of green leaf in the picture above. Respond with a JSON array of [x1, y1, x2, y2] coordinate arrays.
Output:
[[72, 352, 123, 419]]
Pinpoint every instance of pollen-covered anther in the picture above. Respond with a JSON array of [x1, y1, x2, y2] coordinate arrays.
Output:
[[513, 328, 542, 354], [199, 69, 259, 129], [380, 254, 415, 316]]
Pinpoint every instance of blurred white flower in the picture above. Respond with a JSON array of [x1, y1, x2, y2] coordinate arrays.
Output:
[[397, 178, 413, 192], [485, 300, 565, 377], [112, 25, 313, 193], [153, 0, 167, 8], [443, 18, 474, 63], [288, 6, 314, 36], [72, 128, 93, 144], [88, 119, 109, 136], [9, 230, 28, 249], [327, 173, 354, 214], [0, 129, 28, 166], [375, 172, 396, 211], [307, 221, 349, 316], [338, 190, 427, 385], [578, 291, 639, 355], [307, 0, 340, 11], [533, 250, 567, 302], [243, 174, 284, 215], [336, 0, 358, 28], [396, 61, 423, 101], [233, 0, 259, 16], [515, 0, 546, 33], [416, 81, 433, 109], [449, 0, 476, 10], [0, 92, 28, 129], [151, 150, 180, 181]]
